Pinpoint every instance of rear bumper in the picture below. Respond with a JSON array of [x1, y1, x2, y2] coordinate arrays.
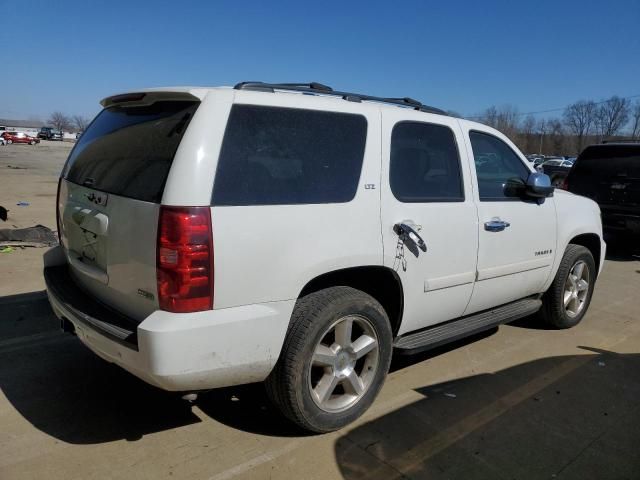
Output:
[[44, 252, 294, 391]]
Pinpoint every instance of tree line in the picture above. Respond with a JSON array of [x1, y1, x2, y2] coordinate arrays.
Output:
[[472, 95, 640, 156], [48, 112, 90, 133]]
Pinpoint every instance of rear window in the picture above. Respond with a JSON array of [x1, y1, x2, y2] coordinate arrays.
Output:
[[63, 100, 199, 203], [572, 145, 640, 179], [212, 105, 367, 206]]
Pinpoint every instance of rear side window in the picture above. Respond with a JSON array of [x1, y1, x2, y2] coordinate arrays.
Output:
[[63, 101, 198, 203], [212, 105, 367, 206], [390, 122, 464, 202], [470, 131, 530, 201]]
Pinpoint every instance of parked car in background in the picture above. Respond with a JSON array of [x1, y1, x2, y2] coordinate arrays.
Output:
[[542, 158, 574, 186], [533, 157, 545, 168], [566, 143, 640, 239], [1, 131, 40, 145], [38, 127, 63, 140]]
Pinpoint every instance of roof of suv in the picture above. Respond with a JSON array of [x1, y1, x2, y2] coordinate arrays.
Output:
[[99, 82, 507, 137], [101, 82, 449, 116]]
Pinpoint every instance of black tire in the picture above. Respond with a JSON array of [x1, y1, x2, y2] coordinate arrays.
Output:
[[7, 140, 12, 144], [541, 244, 596, 329], [266, 286, 392, 433], [29, 140, 35, 145]]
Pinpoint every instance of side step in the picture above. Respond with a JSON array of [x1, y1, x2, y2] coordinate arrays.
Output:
[[394, 298, 542, 355]]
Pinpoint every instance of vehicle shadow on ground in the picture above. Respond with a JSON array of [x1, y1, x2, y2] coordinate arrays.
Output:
[[0, 291, 505, 442], [335, 349, 640, 480], [195, 329, 501, 437], [0, 292, 201, 444]]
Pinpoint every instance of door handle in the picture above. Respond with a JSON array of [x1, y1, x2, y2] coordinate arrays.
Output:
[[394, 222, 427, 251], [484, 219, 511, 232]]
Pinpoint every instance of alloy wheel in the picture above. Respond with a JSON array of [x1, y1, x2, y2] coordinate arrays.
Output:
[[563, 260, 590, 318], [308, 314, 380, 413]]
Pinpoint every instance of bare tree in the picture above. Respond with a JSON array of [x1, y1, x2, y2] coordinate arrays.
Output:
[[48, 111, 72, 132], [72, 115, 90, 132], [519, 115, 536, 153], [630, 101, 640, 139], [479, 106, 499, 128], [595, 95, 630, 139], [547, 119, 565, 154], [536, 119, 547, 154], [563, 100, 596, 152], [479, 105, 520, 140]]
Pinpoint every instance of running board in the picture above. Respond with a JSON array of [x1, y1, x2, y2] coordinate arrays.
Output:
[[394, 298, 542, 355]]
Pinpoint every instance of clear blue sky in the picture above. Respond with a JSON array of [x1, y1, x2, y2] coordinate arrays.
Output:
[[1, 0, 639, 121]]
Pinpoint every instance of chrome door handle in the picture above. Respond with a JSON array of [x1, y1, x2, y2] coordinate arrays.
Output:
[[394, 222, 427, 251], [484, 219, 511, 232]]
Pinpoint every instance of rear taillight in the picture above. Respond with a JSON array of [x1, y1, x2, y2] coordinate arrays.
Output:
[[156, 206, 214, 313]]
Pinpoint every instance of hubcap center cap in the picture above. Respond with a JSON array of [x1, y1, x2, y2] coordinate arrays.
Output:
[[335, 350, 355, 377]]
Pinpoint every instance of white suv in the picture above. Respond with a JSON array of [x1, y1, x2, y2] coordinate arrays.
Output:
[[45, 82, 605, 432]]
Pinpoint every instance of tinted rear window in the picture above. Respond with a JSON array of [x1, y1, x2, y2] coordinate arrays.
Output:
[[572, 145, 640, 179], [212, 105, 367, 206], [63, 100, 198, 203]]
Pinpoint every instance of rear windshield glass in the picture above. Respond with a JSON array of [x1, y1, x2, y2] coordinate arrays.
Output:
[[63, 100, 199, 203], [212, 105, 367, 206], [572, 146, 640, 178]]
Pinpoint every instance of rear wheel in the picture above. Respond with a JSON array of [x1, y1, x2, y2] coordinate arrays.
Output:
[[266, 286, 392, 433], [7, 140, 12, 144], [29, 140, 35, 145], [541, 244, 596, 328]]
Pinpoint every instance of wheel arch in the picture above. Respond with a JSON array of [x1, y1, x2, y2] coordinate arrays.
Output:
[[568, 233, 601, 276], [298, 266, 404, 336]]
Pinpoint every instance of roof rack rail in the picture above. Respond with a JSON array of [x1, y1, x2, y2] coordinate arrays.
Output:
[[235, 82, 333, 93], [233, 81, 446, 115]]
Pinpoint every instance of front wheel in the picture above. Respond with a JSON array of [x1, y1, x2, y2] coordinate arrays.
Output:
[[7, 140, 12, 144], [29, 140, 35, 145], [540, 244, 596, 328], [266, 286, 392, 433]]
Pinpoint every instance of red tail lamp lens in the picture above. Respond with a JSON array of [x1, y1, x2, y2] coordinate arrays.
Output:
[[157, 206, 213, 313]]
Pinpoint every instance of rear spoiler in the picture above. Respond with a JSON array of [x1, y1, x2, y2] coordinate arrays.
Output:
[[100, 90, 202, 108]]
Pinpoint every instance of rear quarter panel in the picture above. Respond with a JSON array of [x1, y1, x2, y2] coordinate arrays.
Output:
[[203, 91, 384, 309]]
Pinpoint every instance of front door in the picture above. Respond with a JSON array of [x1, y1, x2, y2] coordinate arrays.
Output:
[[381, 112, 478, 336], [461, 126, 557, 314]]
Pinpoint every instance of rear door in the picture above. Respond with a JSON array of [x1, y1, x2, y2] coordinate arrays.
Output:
[[58, 97, 200, 321], [380, 112, 478, 335], [462, 126, 556, 314]]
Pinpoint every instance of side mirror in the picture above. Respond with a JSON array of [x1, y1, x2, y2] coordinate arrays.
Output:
[[526, 172, 554, 198]]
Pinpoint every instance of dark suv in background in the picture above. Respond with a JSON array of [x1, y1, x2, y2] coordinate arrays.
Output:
[[566, 143, 640, 239], [38, 127, 63, 140]]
